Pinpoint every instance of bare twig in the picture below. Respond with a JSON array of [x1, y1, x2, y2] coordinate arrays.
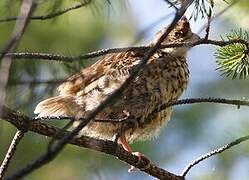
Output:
[[181, 135, 249, 177], [204, 7, 212, 40], [0, 106, 183, 180], [0, 0, 37, 60], [0, 0, 91, 23], [0, 130, 25, 179], [36, 97, 249, 124], [0, 0, 37, 116], [0, 0, 36, 178], [3, 38, 248, 62], [35, 113, 130, 123], [198, 0, 240, 34], [132, 13, 173, 44], [164, 0, 179, 11], [5, 2, 193, 179], [8, 79, 65, 86], [160, 97, 249, 111], [3, 46, 149, 62]]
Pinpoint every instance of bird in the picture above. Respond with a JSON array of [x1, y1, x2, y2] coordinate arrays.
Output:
[[34, 17, 199, 172]]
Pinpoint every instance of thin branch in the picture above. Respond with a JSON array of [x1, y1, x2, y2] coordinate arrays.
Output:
[[0, 1, 36, 178], [0, 131, 25, 179], [204, 7, 212, 40], [181, 135, 249, 177], [3, 46, 149, 62], [0, 106, 183, 180], [35, 97, 249, 124], [34, 112, 130, 123], [0, 0, 37, 60], [5, 3, 192, 179], [161, 97, 249, 110], [0, 0, 91, 23], [8, 79, 65, 86], [198, 0, 240, 34], [3, 38, 248, 62], [139, 97, 249, 137], [0, 0, 37, 116], [1, 95, 248, 179], [132, 13, 174, 44], [164, 0, 179, 11]]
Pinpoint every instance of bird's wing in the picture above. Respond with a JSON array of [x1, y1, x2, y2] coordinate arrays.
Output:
[[34, 51, 144, 117], [58, 50, 144, 96]]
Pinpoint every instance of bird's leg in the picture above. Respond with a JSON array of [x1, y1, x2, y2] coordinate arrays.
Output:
[[119, 133, 149, 173], [114, 110, 150, 172]]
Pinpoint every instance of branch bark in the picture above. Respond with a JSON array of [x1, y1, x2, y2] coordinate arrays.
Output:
[[0, 130, 25, 179], [0, 106, 183, 180], [181, 135, 249, 177], [2, 38, 248, 62], [1, 95, 249, 179]]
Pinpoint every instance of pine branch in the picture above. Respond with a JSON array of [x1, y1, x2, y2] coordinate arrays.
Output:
[[215, 29, 249, 79], [168, 0, 215, 20]]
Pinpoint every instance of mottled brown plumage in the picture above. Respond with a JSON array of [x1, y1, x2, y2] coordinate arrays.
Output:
[[35, 18, 199, 168]]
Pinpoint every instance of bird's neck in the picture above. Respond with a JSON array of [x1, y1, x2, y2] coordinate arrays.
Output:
[[161, 47, 188, 59]]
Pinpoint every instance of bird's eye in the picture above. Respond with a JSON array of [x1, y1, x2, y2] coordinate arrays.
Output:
[[174, 31, 183, 38]]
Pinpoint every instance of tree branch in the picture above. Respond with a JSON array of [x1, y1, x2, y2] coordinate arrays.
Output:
[[0, 130, 25, 179], [35, 97, 249, 124], [0, 0, 37, 117], [198, 0, 240, 34], [1, 95, 248, 179], [181, 135, 249, 177], [0, 106, 182, 180], [2, 38, 248, 62], [0, 1, 37, 178], [0, 0, 91, 23], [160, 97, 249, 110]]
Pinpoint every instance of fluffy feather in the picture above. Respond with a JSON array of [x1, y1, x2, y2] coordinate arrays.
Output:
[[34, 95, 80, 117]]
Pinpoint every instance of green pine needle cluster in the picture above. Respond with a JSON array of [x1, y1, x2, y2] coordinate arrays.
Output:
[[169, 0, 213, 20], [215, 29, 249, 79]]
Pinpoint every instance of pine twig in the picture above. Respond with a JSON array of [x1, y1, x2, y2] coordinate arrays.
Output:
[[181, 135, 249, 177], [0, 131, 25, 179]]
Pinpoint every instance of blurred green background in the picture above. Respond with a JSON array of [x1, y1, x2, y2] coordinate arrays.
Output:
[[1, 0, 249, 179]]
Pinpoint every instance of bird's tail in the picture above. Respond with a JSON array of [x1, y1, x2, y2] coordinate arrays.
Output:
[[34, 95, 79, 118]]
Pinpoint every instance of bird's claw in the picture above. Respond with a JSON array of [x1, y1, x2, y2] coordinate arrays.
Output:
[[128, 152, 151, 173]]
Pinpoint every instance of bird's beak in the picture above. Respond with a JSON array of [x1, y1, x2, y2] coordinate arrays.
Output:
[[192, 33, 201, 42]]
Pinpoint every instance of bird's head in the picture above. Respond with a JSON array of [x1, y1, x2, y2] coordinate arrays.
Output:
[[152, 16, 200, 57]]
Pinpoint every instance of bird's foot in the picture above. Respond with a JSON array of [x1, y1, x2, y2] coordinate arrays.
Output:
[[122, 111, 138, 134], [128, 152, 150, 173], [119, 132, 150, 173]]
